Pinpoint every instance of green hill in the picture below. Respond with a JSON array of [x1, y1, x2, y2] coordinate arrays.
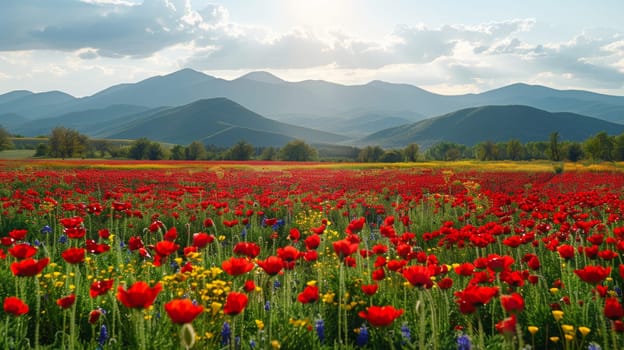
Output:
[[360, 105, 624, 148], [103, 98, 347, 146]]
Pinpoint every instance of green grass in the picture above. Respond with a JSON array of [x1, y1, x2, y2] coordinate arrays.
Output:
[[0, 149, 35, 159]]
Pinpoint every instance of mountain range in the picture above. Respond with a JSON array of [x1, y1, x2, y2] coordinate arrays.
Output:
[[1, 68, 623, 148]]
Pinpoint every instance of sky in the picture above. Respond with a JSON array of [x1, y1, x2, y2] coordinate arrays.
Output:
[[0, 0, 623, 97]]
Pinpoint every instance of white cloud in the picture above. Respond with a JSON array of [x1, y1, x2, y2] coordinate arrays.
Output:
[[0, 0, 227, 57], [0, 2, 622, 96]]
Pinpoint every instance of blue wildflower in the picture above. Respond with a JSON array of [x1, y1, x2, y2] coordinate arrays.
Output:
[[58, 234, 68, 244], [356, 325, 369, 347], [221, 322, 231, 346], [315, 319, 325, 343], [588, 342, 602, 350], [98, 324, 108, 347], [250, 340, 256, 349], [41, 225, 52, 234], [241, 227, 247, 238], [264, 301, 271, 311], [457, 333, 471, 350], [401, 323, 411, 343], [273, 280, 281, 289]]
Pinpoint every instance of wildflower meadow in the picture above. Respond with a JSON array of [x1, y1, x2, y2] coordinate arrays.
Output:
[[1, 159, 624, 349]]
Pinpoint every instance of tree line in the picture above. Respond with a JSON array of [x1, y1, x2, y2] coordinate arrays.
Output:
[[2, 126, 624, 163]]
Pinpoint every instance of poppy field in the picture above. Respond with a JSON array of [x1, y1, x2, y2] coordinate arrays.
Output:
[[2, 160, 624, 349]]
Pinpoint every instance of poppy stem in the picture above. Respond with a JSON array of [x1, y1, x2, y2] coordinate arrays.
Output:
[[34, 276, 41, 349]]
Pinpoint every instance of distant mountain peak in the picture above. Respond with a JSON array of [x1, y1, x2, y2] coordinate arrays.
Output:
[[237, 71, 285, 84]]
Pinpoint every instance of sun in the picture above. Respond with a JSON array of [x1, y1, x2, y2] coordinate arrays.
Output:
[[283, 0, 353, 30]]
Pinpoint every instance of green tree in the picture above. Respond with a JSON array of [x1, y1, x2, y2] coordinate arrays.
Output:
[[614, 133, 624, 161], [48, 127, 89, 158], [170, 145, 185, 160], [186, 141, 207, 160], [525, 141, 549, 160], [91, 140, 111, 158], [260, 146, 279, 160], [565, 142, 583, 162], [227, 141, 255, 160], [34, 143, 48, 157], [279, 140, 318, 161], [146, 142, 165, 160], [357, 146, 384, 162], [475, 141, 497, 161], [380, 150, 403, 162], [0, 125, 12, 151], [425, 142, 467, 161], [128, 138, 152, 160], [549, 132, 561, 161], [584, 131, 614, 161], [507, 139, 524, 160], [403, 143, 419, 162]]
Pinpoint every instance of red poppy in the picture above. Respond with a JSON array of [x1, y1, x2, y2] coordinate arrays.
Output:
[[1, 237, 15, 246], [116, 281, 162, 309], [310, 224, 326, 235], [387, 259, 407, 272], [3, 296, 29, 316], [98, 229, 110, 239], [85, 240, 110, 254], [148, 220, 165, 233], [11, 257, 50, 277], [557, 244, 575, 260], [332, 239, 359, 259], [614, 320, 624, 333], [61, 247, 86, 264], [8, 243, 38, 259], [346, 217, 366, 234], [500, 293, 524, 314], [223, 292, 248, 315], [361, 284, 379, 296], [402, 265, 433, 289], [574, 265, 611, 284], [88, 309, 102, 324], [358, 305, 404, 327], [221, 257, 254, 276], [9, 229, 28, 240], [244, 280, 256, 292], [454, 263, 475, 276], [66, 226, 87, 239], [90, 279, 115, 298], [486, 254, 514, 273], [127, 236, 144, 251], [223, 220, 238, 228], [277, 245, 301, 269], [257, 256, 283, 276], [56, 294, 76, 309], [297, 285, 319, 304], [233, 242, 261, 258], [437, 277, 454, 290], [495, 315, 517, 336], [192, 232, 214, 248], [203, 218, 214, 227], [304, 234, 321, 250], [154, 240, 179, 257], [454, 285, 499, 314], [180, 262, 193, 273], [372, 268, 385, 281], [289, 228, 301, 242], [605, 297, 624, 320], [303, 250, 318, 262], [165, 299, 204, 324]]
